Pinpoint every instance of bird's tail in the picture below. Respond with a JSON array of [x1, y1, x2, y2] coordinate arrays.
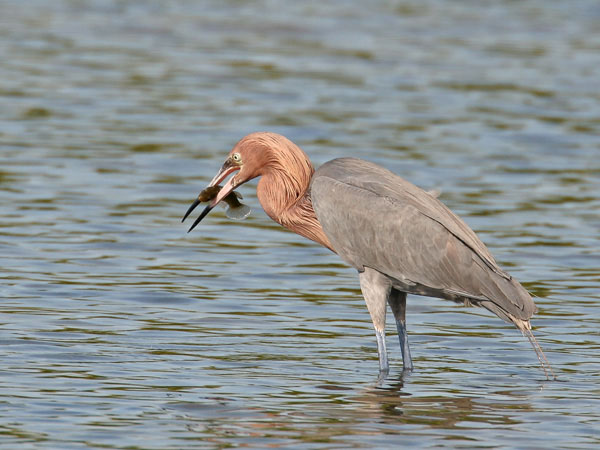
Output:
[[512, 317, 556, 381]]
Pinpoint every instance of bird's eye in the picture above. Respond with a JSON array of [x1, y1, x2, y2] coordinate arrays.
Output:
[[231, 152, 242, 163]]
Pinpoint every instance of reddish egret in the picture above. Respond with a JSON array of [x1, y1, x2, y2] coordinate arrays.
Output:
[[183, 132, 555, 379]]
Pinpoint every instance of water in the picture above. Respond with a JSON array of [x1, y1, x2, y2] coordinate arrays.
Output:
[[1, 0, 599, 448]]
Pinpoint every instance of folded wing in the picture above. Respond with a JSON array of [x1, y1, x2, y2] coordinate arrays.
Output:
[[310, 157, 536, 323]]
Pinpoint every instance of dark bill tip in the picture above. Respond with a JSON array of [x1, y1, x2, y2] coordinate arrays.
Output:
[[187, 204, 213, 233], [182, 198, 201, 223]]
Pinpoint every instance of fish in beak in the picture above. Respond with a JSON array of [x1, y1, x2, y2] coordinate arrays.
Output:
[[182, 157, 247, 232]]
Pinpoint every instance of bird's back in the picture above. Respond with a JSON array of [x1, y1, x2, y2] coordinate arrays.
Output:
[[310, 157, 536, 324]]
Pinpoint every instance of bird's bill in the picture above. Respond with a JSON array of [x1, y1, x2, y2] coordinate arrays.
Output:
[[182, 161, 241, 233]]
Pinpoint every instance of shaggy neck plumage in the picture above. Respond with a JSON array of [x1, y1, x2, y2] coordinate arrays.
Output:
[[254, 138, 333, 251]]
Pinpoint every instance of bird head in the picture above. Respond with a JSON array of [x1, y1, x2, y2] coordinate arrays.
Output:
[[182, 134, 268, 232]]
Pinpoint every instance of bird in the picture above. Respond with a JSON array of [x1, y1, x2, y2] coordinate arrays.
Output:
[[182, 132, 555, 379]]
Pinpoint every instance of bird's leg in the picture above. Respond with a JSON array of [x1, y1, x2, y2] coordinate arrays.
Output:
[[388, 289, 414, 371], [374, 327, 389, 374], [358, 268, 391, 374]]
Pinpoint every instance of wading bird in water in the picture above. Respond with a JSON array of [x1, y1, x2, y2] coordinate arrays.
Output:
[[182, 132, 555, 379]]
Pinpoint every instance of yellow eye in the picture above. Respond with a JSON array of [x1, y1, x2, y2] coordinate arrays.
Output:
[[231, 152, 242, 163]]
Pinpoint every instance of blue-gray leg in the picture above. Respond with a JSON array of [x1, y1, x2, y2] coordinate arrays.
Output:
[[374, 327, 389, 373], [388, 289, 413, 371], [358, 268, 391, 374]]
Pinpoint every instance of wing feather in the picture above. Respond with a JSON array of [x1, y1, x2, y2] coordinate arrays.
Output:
[[311, 158, 536, 322]]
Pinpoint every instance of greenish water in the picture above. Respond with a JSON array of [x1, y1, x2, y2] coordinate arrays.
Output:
[[1, 0, 599, 448]]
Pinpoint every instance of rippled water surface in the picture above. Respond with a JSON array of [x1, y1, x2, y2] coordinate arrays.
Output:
[[1, 1, 600, 448]]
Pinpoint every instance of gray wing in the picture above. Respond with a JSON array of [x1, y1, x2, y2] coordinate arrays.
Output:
[[310, 157, 536, 323]]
